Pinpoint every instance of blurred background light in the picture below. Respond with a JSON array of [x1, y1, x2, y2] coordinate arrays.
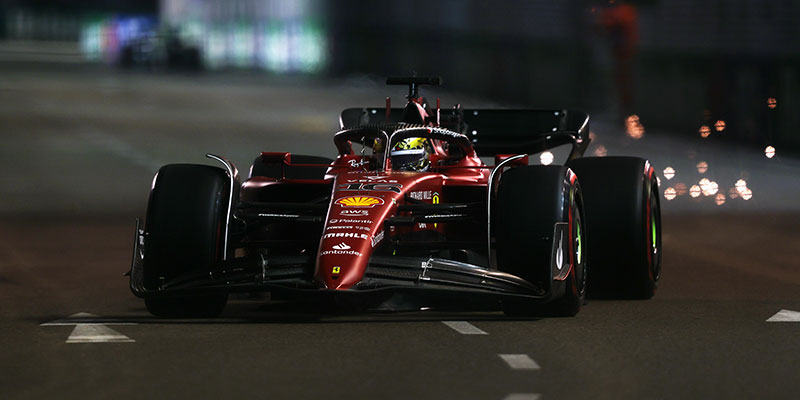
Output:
[[696, 161, 708, 174], [540, 151, 554, 165], [674, 183, 688, 196], [625, 114, 645, 139], [663, 166, 675, 180], [735, 179, 748, 193], [767, 97, 777, 109], [664, 187, 676, 200], [765, 145, 776, 158], [593, 145, 608, 157], [72, 0, 329, 73]]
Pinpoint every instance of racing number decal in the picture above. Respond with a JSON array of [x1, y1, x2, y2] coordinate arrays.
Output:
[[338, 183, 402, 193]]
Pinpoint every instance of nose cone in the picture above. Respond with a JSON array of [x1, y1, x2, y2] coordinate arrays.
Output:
[[318, 238, 371, 289], [316, 193, 395, 290]]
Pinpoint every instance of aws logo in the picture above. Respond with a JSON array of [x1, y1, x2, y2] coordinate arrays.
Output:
[[336, 196, 384, 208]]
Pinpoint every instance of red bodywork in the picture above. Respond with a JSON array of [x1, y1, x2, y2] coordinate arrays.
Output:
[[242, 143, 490, 291]]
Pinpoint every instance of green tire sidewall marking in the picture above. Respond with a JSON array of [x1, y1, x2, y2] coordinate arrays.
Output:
[[651, 208, 657, 251], [576, 217, 582, 265]]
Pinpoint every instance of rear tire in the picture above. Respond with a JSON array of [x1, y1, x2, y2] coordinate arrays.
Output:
[[567, 156, 661, 299], [495, 166, 587, 317], [143, 164, 230, 317]]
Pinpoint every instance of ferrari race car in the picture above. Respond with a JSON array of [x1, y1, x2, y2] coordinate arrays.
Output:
[[128, 76, 661, 317]]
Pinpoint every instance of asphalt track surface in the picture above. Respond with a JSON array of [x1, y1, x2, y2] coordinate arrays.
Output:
[[2, 64, 799, 399]]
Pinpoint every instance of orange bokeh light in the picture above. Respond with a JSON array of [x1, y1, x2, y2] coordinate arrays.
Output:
[[768, 98, 777, 109], [626, 115, 645, 139], [696, 161, 708, 174], [663, 167, 675, 180], [715, 120, 726, 132], [699, 125, 711, 138], [593, 145, 608, 157], [664, 187, 677, 200], [674, 183, 688, 196]]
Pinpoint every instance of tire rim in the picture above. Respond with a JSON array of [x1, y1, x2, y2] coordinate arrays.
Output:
[[573, 205, 587, 297], [649, 186, 662, 281]]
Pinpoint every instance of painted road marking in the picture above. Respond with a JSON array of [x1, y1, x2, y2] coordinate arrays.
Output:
[[40, 312, 137, 326], [41, 312, 136, 343], [66, 324, 134, 343], [504, 394, 541, 400], [442, 321, 488, 335], [499, 354, 541, 370], [766, 309, 800, 322]]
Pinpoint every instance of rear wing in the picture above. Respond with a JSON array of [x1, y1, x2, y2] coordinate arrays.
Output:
[[339, 108, 590, 159]]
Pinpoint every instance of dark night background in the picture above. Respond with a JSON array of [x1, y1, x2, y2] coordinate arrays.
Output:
[[2, 0, 798, 152], [1, 2, 799, 400]]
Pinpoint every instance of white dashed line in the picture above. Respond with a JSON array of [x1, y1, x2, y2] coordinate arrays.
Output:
[[41, 312, 136, 343], [442, 321, 488, 335], [499, 354, 541, 370], [766, 309, 800, 322], [66, 324, 135, 343], [40, 312, 137, 326], [504, 394, 541, 400]]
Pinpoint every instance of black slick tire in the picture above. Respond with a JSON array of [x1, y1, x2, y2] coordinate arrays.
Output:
[[495, 165, 587, 317], [566, 156, 661, 299], [143, 164, 229, 317]]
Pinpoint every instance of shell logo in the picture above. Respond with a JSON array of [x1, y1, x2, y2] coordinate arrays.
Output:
[[336, 196, 384, 208]]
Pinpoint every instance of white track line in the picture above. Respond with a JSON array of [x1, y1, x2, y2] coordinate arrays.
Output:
[[40, 312, 137, 326], [504, 394, 541, 400], [442, 321, 488, 335], [766, 309, 800, 322], [66, 324, 135, 343], [499, 354, 541, 370], [41, 312, 136, 343], [40, 322, 137, 326]]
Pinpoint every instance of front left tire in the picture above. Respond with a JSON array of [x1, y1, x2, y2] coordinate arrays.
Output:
[[142, 164, 229, 317]]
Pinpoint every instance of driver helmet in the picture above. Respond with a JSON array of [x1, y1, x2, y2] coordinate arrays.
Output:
[[391, 137, 432, 171]]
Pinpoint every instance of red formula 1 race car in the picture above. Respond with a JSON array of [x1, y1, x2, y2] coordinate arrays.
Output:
[[128, 77, 661, 317]]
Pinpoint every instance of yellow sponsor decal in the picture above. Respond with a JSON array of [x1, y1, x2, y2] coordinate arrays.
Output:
[[332, 266, 341, 274], [336, 196, 384, 208], [433, 193, 440, 228]]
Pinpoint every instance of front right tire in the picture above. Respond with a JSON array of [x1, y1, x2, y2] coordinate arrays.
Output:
[[495, 165, 587, 317]]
